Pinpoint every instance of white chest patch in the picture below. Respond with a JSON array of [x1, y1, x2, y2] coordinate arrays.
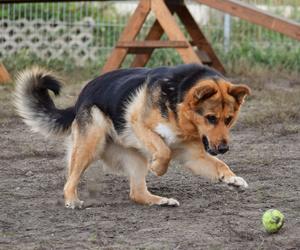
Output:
[[154, 123, 177, 145]]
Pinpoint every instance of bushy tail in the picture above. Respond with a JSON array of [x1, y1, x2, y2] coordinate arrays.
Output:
[[14, 67, 76, 137]]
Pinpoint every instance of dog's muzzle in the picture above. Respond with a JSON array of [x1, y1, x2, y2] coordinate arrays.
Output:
[[217, 142, 229, 154], [202, 136, 229, 155]]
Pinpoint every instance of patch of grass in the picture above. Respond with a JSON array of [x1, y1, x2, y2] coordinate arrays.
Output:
[[239, 88, 300, 127], [2, 50, 107, 84], [216, 42, 300, 74], [0, 2, 119, 22]]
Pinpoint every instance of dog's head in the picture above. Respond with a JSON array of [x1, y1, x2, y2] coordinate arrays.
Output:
[[178, 78, 250, 155]]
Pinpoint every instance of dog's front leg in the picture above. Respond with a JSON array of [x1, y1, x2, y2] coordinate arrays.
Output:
[[178, 142, 248, 188], [131, 121, 171, 176]]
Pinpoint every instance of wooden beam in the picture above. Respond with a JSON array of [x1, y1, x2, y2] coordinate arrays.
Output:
[[194, 0, 300, 41], [151, 0, 201, 64], [127, 48, 155, 54], [130, 19, 165, 67], [174, 4, 225, 73], [131, 2, 179, 68], [101, 0, 151, 74], [0, 63, 11, 84], [117, 40, 189, 48]]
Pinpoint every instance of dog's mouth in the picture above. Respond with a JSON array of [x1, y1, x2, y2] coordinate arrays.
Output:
[[202, 136, 218, 156]]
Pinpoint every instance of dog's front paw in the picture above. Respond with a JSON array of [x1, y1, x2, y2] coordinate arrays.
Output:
[[65, 199, 84, 209], [157, 197, 180, 207], [223, 176, 248, 189]]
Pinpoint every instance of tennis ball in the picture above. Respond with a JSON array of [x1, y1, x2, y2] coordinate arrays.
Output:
[[262, 209, 285, 233]]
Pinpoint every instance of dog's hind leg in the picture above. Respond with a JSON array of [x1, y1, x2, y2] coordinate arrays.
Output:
[[123, 149, 179, 207], [64, 107, 108, 209]]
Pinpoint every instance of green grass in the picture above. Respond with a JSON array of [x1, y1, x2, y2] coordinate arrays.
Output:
[[218, 42, 300, 73], [0, 2, 119, 22], [2, 50, 106, 83], [3, 39, 299, 82], [235, 78, 300, 132]]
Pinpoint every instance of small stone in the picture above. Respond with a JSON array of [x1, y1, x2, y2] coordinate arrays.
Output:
[[25, 170, 33, 176]]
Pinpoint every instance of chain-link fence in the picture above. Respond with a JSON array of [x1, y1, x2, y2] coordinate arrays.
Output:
[[1, 0, 299, 71]]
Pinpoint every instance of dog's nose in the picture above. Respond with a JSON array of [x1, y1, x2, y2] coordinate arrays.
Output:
[[217, 142, 229, 154]]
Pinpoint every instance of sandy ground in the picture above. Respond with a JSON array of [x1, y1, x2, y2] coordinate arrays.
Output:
[[0, 73, 300, 249]]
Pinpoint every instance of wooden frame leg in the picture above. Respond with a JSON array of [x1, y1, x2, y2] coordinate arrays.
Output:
[[131, 19, 164, 67], [151, 0, 201, 64], [174, 4, 225, 73], [101, 0, 225, 74], [101, 0, 151, 74], [0, 63, 11, 84]]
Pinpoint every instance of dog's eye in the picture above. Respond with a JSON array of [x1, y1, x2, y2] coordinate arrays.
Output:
[[206, 115, 218, 125], [225, 116, 233, 125]]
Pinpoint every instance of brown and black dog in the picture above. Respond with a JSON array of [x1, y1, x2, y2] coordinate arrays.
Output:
[[14, 64, 250, 209]]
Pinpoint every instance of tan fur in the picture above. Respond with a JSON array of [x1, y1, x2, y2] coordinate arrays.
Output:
[[125, 87, 172, 176], [64, 107, 109, 208], [176, 79, 250, 151], [173, 141, 235, 182]]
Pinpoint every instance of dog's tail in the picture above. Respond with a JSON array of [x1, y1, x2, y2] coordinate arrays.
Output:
[[14, 67, 76, 137]]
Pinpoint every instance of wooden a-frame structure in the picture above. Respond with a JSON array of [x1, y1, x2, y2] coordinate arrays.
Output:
[[102, 0, 300, 74], [102, 0, 225, 74]]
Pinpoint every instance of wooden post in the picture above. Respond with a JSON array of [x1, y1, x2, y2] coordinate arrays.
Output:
[[0, 64, 11, 84], [130, 20, 165, 68], [101, 0, 151, 74], [174, 4, 225, 72], [151, 0, 201, 64]]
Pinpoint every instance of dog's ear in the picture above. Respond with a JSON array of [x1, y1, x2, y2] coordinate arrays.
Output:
[[194, 85, 217, 102], [229, 84, 251, 105]]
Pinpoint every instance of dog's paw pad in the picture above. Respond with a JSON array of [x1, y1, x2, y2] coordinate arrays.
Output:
[[225, 176, 248, 188], [158, 197, 180, 207], [65, 200, 84, 209]]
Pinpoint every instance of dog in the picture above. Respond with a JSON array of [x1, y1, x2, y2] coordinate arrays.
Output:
[[14, 64, 250, 209]]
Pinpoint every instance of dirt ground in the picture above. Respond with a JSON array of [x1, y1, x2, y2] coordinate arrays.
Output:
[[0, 71, 300, 249]]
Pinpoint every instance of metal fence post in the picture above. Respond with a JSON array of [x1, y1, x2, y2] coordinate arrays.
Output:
[[224, 13, 231, 53]]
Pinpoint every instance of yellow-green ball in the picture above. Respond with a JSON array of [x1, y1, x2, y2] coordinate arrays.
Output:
[[262, 209, 285, 233]]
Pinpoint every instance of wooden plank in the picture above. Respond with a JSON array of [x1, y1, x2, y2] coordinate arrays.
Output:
[[194, 0, 300, 41], [131, 3, 179, 68], [0, 63, 11, 84], [175, 4, 225, 73], [117, 40, 189, 48], [127, 48, 155, 54], [151, 0, 201, 64], [131, 19, 165, 67], [101, 0, 151, 74]]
